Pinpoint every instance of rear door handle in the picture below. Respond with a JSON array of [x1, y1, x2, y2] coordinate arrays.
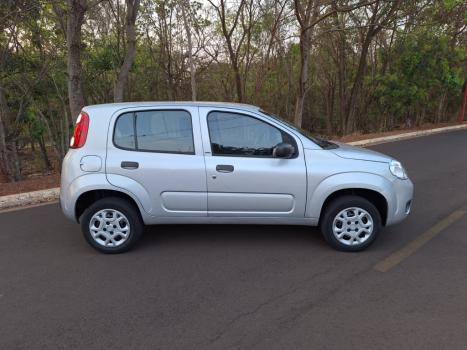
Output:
[[121, 161, 139, 170], [216, 164, 234, 173]]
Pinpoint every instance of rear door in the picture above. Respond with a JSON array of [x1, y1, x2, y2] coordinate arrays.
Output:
[[106, 106, 207, 217], [199, 107, 307, 217]]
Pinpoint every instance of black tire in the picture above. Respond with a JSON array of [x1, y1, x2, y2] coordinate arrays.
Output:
[[80, 197, 143, 254], [320, 195, 382, 252]]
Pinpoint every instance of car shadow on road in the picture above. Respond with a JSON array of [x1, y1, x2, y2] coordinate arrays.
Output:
[[140, 224, 327, 249]]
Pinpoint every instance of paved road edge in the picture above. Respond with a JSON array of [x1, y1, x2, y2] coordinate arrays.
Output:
[[346, 123, 467, 147], [1, 123, 467, 211]]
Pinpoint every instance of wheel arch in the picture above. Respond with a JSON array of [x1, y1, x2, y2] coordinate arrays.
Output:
[[319, 188, 388, 226], [75, 189, 143, 223], [308, 172, 392, 226]]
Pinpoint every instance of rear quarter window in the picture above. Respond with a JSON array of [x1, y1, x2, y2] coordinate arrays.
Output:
[[113, 110, 194, 154], [114, 113, 135, 149]]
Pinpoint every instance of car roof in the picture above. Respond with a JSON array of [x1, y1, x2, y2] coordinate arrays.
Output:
[[83, 101, 261, 114]]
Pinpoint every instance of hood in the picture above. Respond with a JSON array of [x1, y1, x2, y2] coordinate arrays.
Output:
[[330, 142, 392, 163]]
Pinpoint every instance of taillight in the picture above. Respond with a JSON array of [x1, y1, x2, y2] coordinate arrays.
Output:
[[70, 111, 90, 149]]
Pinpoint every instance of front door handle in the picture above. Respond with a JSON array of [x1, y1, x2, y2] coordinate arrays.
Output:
[[121, 161, 139, 170], [216, 164, 234, 173]]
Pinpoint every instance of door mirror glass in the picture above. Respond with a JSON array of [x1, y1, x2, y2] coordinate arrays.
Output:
[[273, 142, 295, 158]]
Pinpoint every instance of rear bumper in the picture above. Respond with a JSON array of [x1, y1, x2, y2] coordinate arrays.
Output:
[[386, 178, 414, 225], [60, 186, 76, 222]]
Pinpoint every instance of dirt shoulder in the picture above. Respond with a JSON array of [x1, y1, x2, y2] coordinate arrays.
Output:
[[0, 174, 60, 197]]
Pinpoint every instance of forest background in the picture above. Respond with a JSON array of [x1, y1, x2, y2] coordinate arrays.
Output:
[[0, 0, 465, 185]]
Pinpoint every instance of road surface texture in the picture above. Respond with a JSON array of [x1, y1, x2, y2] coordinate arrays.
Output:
[[1, 130, 467, 350]]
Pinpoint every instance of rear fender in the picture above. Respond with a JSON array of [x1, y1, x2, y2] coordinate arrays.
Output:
[[61, 173, 152, 222]]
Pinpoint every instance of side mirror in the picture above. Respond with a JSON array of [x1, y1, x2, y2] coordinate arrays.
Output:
[[273, 142, 295, 158]]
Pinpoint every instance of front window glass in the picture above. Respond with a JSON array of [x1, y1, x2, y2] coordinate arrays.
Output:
[[207, 111, 295, 157]]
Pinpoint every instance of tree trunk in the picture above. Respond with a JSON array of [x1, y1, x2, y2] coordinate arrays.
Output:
[[37, 109, 62, 160], [232, 61, 243, 103], [293, 29, 311, 128], [158, 3, 176, 100], [210, 0, 245, 103], [10, 140, 21, 181], [66, 0, 87, 119], [181, 0, 196, 101], [38, 135, 52, 170], [436, 91, 447, 123], [458, 82, 467, 122], [344, 28, 375, 134], [333, 10, 347, 134], [325, 77, 335, 134], [0, 109, 13, 180], [224, 37, 243, 102], [114, 0, 140, 102], [0, 86, 22, 181]]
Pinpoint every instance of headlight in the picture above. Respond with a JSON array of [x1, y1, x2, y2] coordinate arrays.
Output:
[[389, 160, 408, 180]]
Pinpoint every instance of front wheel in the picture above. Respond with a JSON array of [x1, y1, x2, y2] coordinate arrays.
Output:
[[80, 197, 143, 253], [320, 196, 382, 251]]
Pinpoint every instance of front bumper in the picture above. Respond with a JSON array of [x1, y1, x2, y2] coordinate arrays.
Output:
[[386, 177, 414, 225]]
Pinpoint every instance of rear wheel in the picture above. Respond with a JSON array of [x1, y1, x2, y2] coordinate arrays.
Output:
[[320, 195, 381, 251], [80, 197, 143, 253]]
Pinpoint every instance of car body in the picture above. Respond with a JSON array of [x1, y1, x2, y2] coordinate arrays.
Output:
[[60, 102, 413, 253]]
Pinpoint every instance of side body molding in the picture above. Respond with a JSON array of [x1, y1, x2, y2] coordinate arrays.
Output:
[[306, 172, 394, 220]]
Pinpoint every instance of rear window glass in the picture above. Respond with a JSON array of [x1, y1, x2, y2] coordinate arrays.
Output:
[[114, 113, 135, 149], [114, 110, 194, 154]]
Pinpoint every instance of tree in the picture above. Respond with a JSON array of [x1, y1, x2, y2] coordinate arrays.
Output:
[[375, 30, 465, 127], [0, 0, 466, 181], [343, 0, 401, 134], [208, 0, 246, 102], [114, 0, 141, 102], [62, 0, 88, 119], [180, 0, 197, 101], [292, 0, 376, 128]]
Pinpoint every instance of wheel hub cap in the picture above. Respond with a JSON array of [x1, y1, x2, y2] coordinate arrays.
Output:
[[89, 209, 130, 247], [332, 207, 374, 246]]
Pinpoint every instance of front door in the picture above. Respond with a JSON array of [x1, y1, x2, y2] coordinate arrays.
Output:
[[106, 106, 207, 217], [199, 107, 307, 217]]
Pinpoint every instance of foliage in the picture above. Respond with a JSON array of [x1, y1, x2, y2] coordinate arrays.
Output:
[[375, 30, 465, 124], [0, 0, 465, 180]]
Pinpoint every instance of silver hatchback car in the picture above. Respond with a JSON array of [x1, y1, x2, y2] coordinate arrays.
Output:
[[60, 102, 413, 253]]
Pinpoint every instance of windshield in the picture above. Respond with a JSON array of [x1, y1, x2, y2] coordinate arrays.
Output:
[[260, 110, 338, 149]]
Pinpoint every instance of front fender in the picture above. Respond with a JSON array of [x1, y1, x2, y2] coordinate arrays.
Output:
[[306, 172, 395, 220]]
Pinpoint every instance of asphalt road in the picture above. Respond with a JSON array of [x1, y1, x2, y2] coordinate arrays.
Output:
[[2, 130, 467, 350]]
